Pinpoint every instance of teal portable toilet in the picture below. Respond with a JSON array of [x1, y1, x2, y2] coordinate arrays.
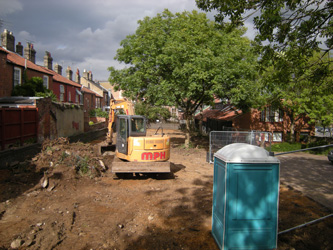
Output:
[[212, 143, 280, 250]]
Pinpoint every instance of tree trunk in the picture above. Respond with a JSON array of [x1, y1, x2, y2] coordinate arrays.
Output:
[[199, 105, 203, 135], [184, 115, 192, 148], [289, 118, 296, 143]]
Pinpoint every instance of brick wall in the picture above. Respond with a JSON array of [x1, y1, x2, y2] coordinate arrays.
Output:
[[0, 51, 14, 97], [36, 97, 57, 142]]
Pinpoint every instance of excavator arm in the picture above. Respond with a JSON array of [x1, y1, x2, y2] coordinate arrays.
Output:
[[106, 99, 135, 145]]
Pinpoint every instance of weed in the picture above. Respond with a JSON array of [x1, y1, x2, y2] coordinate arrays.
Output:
[[59, 151, 69, 163], [76, 156, 91, 176]]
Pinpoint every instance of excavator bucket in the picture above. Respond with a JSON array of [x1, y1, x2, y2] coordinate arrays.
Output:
[[97, 142, 116, 155]]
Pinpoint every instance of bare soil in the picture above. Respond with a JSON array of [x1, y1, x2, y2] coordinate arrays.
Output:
[[0, 129, 332, 250]]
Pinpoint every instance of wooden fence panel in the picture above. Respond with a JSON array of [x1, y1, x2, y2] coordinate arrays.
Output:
[[0, 108, 38, 150]]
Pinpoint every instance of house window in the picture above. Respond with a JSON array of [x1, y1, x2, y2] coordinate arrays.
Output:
[[60, 85, 65, 102], [68, 91, 71, 102], [273, 132, 283, 142], [43, 75, 49, 89], [80, 95, 83, 105], [261, 107, 283, 122], [96, 98, 100, 108], [76, 93, 79, 103], [14, 67, 21, 86]]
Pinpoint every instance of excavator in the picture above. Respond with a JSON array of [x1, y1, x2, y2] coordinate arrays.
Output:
[[100, 99, 171, 176]]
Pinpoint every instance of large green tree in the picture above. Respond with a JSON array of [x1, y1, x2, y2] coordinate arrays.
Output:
[[258, 50, 333, 142], [196, 0, 332, 61], [109, 9, 258, 146], [197, 0, 333, 138]]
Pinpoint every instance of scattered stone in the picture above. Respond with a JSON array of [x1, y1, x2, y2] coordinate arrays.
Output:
[[24, 238, 34, 247], [118, 224, 124, 229], [99, 160, 106, 171], [50, 161, 54, 167], [40, 174, 49, 189], [47, 184, 55, 192], [148, 215, 154, 221], [10, 239, 23, 249]]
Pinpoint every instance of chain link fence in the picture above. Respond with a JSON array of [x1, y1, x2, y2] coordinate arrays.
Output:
[[208, 131, 273, 163]]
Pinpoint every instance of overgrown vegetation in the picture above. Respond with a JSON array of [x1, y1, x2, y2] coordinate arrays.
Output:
[[89, 108, 108, 118], [12, 76, 57, 101], [134, 102, 171, 123]]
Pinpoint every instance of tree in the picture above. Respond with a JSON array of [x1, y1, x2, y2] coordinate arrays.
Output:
[[109, 9, 259, 147], [258, 50, 333, 142], [196, 0, 332, 62], [134, 102, 171, 123], [196, 0, 332, 140]]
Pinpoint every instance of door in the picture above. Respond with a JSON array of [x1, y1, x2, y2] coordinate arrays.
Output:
[[117, 117, 128, 155]]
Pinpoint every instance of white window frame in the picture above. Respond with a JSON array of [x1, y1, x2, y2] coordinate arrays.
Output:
[[14, 67, 22, 86], [262, 107, 283, 122], [273, 132, 283, 142], [96, 98, 100, 108], [60, 85, 65, 102], [43, 75, 49, 89]]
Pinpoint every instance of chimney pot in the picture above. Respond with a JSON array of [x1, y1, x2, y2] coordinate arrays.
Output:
[[24, 42, 36, 63], [1, 29, 15, 52], [76, 68, 81, 84], [54, 63, 63, 75], [16, 42, 23, 56], [66, 66, 73, 81], [43, 51, 53, 70]]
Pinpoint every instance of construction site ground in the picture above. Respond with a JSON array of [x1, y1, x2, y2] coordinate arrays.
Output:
[[0, 129, 332, 250]]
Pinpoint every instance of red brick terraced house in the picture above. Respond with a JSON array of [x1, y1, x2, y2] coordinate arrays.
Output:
[[81, 86, 103, 131], [0, 29, 100, 106], [195, 103, 315, 143]]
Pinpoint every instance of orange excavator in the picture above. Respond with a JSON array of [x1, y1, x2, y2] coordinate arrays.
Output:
[[100, 99, 171, 175]]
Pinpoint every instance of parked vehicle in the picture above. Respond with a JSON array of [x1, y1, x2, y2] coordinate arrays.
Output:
[[328, 150, 333, 164]]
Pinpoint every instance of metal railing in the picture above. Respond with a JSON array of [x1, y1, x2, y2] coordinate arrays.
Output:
[[208, 131, 273, 163]]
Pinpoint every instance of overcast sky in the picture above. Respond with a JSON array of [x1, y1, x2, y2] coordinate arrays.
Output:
[[0, 0, 255, 81]]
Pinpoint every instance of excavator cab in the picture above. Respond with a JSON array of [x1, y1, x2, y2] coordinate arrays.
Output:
[[116, 115, 147, 155]]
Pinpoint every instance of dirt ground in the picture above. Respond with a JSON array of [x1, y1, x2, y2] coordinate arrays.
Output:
[[0, 129, 332, 250]]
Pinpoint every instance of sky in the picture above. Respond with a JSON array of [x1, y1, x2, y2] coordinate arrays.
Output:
[[0, 0, 255, 81]]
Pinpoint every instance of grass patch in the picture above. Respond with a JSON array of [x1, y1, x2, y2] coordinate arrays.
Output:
[[271, 142, 302, 152], [271, 141, 333, 155]]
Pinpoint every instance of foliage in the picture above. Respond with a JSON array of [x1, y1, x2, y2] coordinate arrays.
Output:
[[271, 142, 302, 152], [89, 108, 108, 118], [35, 90, 58, 101], [75, 156, 91, 176], [134, 102, 171, 123], [109, 9, 259, 147], [196, 0, 332, 71], [12, 76, 57, 101], [12, 77, 45, 96], [257, 50, 333, 141]]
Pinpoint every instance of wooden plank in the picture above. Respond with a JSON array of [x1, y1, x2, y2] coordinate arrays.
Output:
[[112, 161, 170, 173]]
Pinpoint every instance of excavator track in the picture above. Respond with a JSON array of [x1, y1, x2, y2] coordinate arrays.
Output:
[[111, 161, 171, 173]]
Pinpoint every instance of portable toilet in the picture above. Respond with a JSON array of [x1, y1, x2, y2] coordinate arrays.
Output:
[[212, 143, 280, 250]]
